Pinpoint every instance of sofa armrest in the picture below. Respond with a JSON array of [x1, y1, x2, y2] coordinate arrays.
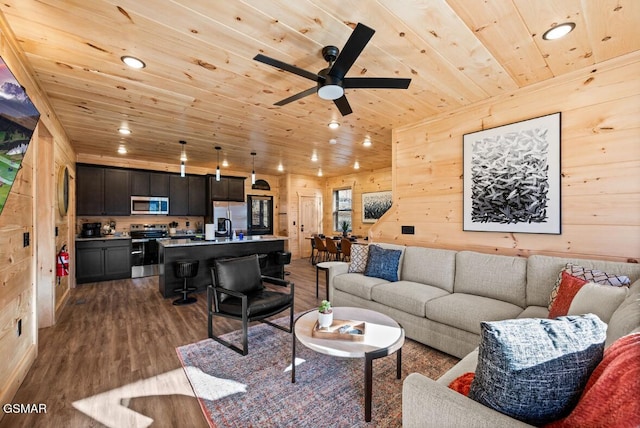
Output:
[[326, 262, 349, 300], [403, 373, 533, 428]]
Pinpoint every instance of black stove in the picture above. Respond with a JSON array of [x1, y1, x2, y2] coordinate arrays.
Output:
[[130, 224, 168, 240]]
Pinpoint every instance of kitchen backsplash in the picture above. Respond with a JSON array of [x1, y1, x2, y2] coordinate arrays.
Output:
[[76, 215, 205, 236]]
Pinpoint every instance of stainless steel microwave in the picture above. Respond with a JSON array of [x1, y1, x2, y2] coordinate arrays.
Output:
[[131, 196, 169, 215]]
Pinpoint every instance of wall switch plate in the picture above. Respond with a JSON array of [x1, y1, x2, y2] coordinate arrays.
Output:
[[23, 232, 30, 247], [401, 226, 415, 234]]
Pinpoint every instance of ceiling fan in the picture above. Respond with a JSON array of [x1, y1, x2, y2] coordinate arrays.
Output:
[[253, 23, 411, 116]]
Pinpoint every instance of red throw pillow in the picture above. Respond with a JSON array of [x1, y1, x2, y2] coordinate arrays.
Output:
[[448, 372, 475, 396], [548, 272, 588, 318], [544, 333, 640, 428]]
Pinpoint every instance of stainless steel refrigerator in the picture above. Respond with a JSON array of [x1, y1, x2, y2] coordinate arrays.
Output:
[[212, 201, 247, 235]]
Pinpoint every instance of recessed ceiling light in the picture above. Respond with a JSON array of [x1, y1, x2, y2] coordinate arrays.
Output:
[[222, 159, 229, 167], [542, 22, 576, 40], [329, 138, 337, 145], [363, 137, 372, 147], [277, 163, 284, 172], [117, 145, 127, 154], [328, 120, 340, 129], [121, 56, 146, 69], [311, 153, 318, 162], [354, 161, 360, 169], [317, 168, 323, 177], [118, 127, 131, 135]]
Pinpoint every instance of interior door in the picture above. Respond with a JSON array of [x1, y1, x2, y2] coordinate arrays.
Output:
[[299, 195, 321, 260]]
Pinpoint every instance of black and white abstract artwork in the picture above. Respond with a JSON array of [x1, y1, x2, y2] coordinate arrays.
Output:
[[463, 112, 561, 234], [362, 191, 392, 223]]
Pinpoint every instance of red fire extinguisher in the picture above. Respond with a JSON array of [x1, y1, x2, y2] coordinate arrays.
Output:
[[57, 244, 69, 279]]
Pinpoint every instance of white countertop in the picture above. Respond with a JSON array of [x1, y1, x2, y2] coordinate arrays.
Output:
[[159, 235, 288, 247], [76, 234, 131, 241]]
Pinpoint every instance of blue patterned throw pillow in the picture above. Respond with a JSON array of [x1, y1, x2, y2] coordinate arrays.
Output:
[[363, 245, 401, 281], [468, 314, 606, 425]]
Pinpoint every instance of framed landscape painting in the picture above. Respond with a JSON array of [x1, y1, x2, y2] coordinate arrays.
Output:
[[463, 112, 561, 234], [362, 191, 392, 223], [0, 56, 40, 215]]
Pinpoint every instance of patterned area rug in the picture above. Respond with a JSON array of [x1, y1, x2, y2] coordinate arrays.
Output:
[[176, 317, 458, 427]]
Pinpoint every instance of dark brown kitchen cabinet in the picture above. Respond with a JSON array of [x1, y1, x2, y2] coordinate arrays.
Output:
[[188, 175, 206, 216], [169, 174, 206, 216], [76, 164, 130, 215], [150, 172, 170, 197], [131, 170, 170, 197], [207, 176, 245, 202], [76, 239, 132, 284], [169, 174, 189, 215]]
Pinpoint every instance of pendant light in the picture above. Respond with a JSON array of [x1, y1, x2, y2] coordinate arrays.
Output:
[[215, 146, 222, 181], [179, 140, 187, 177], [251, 151, 257, 185]]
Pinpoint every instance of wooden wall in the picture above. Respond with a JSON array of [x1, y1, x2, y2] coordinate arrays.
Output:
[[281, 173, 324, 259], [0, 13, 76, 410], [323, 167, 392, 237], [373, 52, 640, 262]]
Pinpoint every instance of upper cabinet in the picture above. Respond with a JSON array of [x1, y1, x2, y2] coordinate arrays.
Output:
[[77, 164, 130, 215], [207, 175, 245, 202], [130, 170, 169, 197], [168, 174, 206, 216], [77, 164, 209, 217]]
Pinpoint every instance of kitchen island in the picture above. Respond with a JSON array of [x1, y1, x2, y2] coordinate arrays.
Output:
[[158, 236, 289, 298]]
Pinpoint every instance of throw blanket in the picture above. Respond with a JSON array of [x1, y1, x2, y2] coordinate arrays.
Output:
[[545, 332, 640, 428]]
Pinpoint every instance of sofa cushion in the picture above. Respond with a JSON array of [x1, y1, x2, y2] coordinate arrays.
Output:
[[448, 372, 475, 396], [373, 242, 406, 278], [347, 244, 368, 273], [333, 272, 388, 301], [454, 251, 527, 307], [370, 280, 449, 317], [544, 333, 640, 428], [401, 246, 457, 292], [548, 263, 631, 310], [548, 271, 589, 318], [606, 280, 640, 347], [517, 305, 548, 319], [425, 293, 523, 335], [526, 255, 640, 308], [568, 281, 629, 324], [364, 245, 402, 281], [469, 314, 607, 426]]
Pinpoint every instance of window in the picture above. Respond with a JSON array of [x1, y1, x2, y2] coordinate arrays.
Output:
[[333, 188, 352, 231]]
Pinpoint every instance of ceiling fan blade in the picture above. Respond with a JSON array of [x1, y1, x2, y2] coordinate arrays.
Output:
[[343, 77, 411, 89], [329, 23, 375, 78], [274, 87, 317, 106], [253, 54, 319, 82], [333, 95, 353, 116]]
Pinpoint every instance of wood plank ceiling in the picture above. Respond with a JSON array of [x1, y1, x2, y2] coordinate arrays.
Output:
[[1, 0, 638, 177]]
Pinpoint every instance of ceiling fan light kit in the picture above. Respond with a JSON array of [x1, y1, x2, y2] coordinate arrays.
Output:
[[253, 23, 411, 116]]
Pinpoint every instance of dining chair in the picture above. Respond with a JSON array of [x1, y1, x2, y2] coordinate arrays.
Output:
[[340, 238, 352, 262], [208, 254, 294, 356], [313, 236, 328, 264], [310, 234, 317, 264], [325, 237, 341, 261]]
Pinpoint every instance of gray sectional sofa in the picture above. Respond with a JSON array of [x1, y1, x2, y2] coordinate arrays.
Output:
[[325, 243, 640, 426]]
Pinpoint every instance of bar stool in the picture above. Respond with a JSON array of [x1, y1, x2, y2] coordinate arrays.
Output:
[[173, 259, 199, 305]]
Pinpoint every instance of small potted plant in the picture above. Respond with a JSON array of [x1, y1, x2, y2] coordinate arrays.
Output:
[[340, 221, 350, 237], [318, 300, 333, 328]]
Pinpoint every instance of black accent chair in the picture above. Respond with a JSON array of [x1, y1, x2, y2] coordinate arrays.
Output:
[[207, 254, 294, 356]]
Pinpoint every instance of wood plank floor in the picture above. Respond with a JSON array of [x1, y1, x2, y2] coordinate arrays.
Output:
[[1, 258, 326, 428]]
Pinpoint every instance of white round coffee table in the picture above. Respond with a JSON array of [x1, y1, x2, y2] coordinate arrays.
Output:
[[291, 307, 405, 422]]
